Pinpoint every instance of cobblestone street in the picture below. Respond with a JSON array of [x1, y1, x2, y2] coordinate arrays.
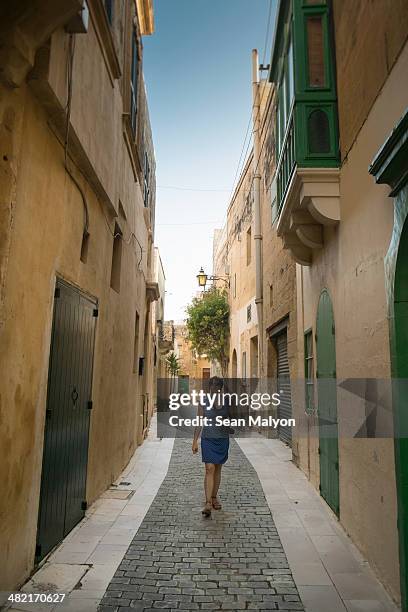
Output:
[[99, 439, 304, 612], [5, 422, 399, 612]]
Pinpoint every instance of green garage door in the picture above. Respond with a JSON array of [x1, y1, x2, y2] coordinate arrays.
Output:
[[316, 289, 339, 516], [36, 279, 97, 561], [276, 330, 292, 446]]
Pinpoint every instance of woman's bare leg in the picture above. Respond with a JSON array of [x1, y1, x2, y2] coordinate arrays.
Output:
[[204, 463, 215, 504], [212, 464, 222, 499]]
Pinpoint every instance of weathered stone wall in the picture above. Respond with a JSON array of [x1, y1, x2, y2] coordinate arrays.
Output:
[[333, 0, 408, 160], [259, 87, 298, 449], [0, 3, 157, 591], [226, 155, 258, 378], [299, 39, 408, 605]]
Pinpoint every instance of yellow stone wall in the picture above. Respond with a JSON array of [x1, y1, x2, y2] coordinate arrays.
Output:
[[0, 3, 157, 591]]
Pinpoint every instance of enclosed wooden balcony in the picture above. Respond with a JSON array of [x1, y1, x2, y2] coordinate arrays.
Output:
[[270, 0, 340, 265]]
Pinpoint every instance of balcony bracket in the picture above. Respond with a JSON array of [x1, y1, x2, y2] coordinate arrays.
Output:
[[283, 230, 313, 266], [307, 196, 340, 226], [277, 168, 340, 266], [291, 210, 323, 250], [0, 0, 83, 88], [146, 281, 160, 303]]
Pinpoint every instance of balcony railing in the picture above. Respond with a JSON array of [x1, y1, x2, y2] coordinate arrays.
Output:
[[277, 114, 295, 213]]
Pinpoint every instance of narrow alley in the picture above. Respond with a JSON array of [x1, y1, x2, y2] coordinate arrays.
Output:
[[7, 417, 397, 612], [2, 1, 408, 611]]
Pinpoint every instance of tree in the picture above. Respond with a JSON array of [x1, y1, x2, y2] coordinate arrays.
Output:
[[165, 351, 181, 376], [186, 287, 229, 376], [165, 351, 181, 392]]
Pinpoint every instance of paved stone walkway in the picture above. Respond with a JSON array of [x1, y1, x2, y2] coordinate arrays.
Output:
[[98, 438, 304, 611]]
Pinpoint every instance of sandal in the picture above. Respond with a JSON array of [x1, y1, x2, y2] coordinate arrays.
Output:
[[212, 497, 222, 510], [201, 501, 212, 517]]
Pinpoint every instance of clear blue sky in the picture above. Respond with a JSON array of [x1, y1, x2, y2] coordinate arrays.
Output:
[[143, 0, 276, 321]]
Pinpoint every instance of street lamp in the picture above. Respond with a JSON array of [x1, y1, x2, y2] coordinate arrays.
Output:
[[196, 267, 208, 288], [196, 267, 229, 289]]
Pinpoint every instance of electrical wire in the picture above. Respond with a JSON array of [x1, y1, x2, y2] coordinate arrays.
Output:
[[227, 0, 274, 202], [155, 1, 275, 254], [63, 34, 145, 272], [156, 221, 221, 226], [214, 0, 274, 249], [157, 185, 230, 192], [64, 34, 90, 237]]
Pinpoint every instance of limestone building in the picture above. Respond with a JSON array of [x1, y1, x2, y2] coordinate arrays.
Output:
[[269, 0, 408, 605], [0, 0, 159, 591], [173, 322, 211, 389]]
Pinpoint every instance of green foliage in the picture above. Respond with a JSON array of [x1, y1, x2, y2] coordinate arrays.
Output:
[[165, 351, 181, 377], [186, 287, 229, 375]]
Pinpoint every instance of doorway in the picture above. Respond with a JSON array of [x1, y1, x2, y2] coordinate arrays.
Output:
[[231, 349, 237, 378], [392, 213, 408, 609], [316, 289, 339, 516], [250, 335, 258, 378], [36, 279, 97, 561], [275, 330, 292, 446]]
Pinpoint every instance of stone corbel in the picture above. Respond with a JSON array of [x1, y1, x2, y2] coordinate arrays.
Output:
[[307, 196, 341, 226], [0, 0, 83, 88], [146, 281, 160, 303], [291, 210, 323, 250], [143, 207, 152, 231], [283, 230, 313, 266], [277, 167, 340, 266], [298, 168, 341, 226]]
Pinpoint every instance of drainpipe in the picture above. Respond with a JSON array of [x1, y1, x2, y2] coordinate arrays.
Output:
[[300, 264, 310, 477], [252, 49, 264, 378]]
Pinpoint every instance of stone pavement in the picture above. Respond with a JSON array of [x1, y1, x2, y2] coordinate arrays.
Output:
[[238, 438, 400, 612], [98, 438, 304, 611], [4, 421, 399, 612]]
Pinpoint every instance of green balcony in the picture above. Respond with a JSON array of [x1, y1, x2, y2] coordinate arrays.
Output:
[[270, 0, 340, 265]]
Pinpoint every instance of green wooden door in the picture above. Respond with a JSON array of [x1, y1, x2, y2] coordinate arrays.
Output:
[[178, 375, 189, 394], [316, 289, 339, 516], [393, 215, 408, 610], [36, 279, 97, 561]]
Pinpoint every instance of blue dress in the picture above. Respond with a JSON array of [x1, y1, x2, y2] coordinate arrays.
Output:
[[201, 402, 230, 465]]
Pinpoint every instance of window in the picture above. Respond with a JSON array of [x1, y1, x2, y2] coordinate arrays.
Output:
[[278, 85, 285, 153], [287, 39, 294, 105], [247, 304, 252, 323], [276, 34, 295, 161], [242, 351, 247, 380], [270, 179, 278, 225], [130, 32, 139, 136], [143, 152, 150, 207], [271, 196, 278, 225], [80, 231, 90, 264], [104, 0, 113, 24], [110, 223, 122, 292], [308, 109, 330, 153], [281, 65, 288, 129], [133, 311, 140, 373], [250, 336, 258, 378], [306, 16, 325, 87], [269, 283, 273, 307], [147, 236, 152, 271], [246, 226, 252, 265], [304, 330, 315, 413]]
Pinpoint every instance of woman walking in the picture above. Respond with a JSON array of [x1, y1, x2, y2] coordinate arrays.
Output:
[[192, 376, 230, 517]]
